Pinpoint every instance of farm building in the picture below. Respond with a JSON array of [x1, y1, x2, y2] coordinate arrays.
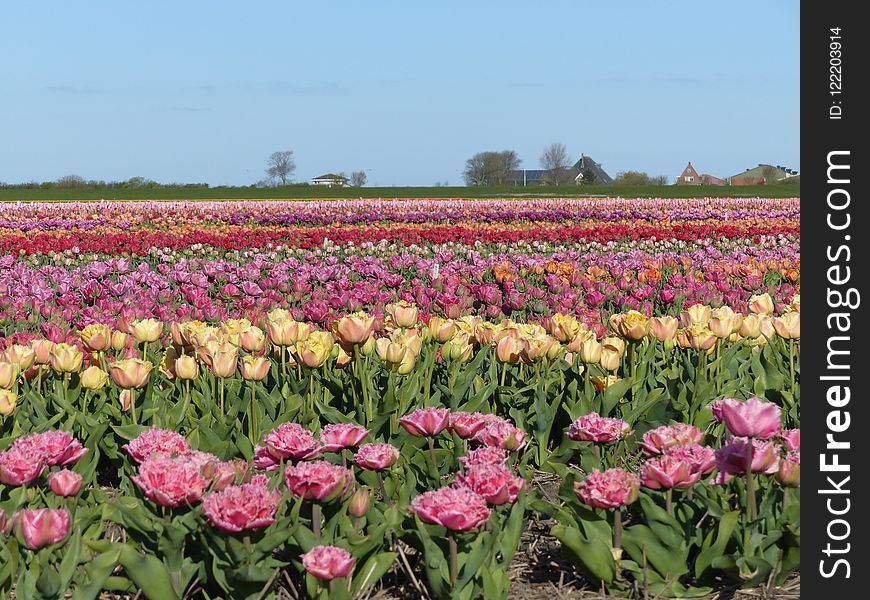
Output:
[[677, 162, 727, 186], [508, 154, 613, 186], [730, 164, 798, 186], [310, 173, 349, 187], [676, 162, 702, 185]]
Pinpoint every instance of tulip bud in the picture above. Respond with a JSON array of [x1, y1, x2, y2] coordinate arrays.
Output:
[[348, 488, 370, 518], [49, 343, 84, 374], [108, 358, 154, 389], [111, 330, 129, 351], [0, 362, 20, 389], [0, 389, 17, 416], [48, 469, 84, 497], [495, 336, 523, 364], [130, 318, 163, 344], [598, 347, 621, 371], [3, 345, 35, 371], [14, 508, 71, 550], [210, 350, 239, 378], [175, 355, 200, 380], [80, 366, 109, 390], [29, 339, 54, 365], [427, 316, 458, 343], [386, 301, 419, 328], [748, 293, 775, 316], [240, 356, 270, 381], [238, 326, 267, 353], [79, 323, 113, 353], [358, 335, 376, 356]]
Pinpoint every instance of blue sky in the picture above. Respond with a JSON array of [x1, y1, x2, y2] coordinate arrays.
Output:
[[0, 1, 799, 186]]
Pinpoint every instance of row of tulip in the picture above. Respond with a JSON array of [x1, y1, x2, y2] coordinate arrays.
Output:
[[0, 198, 798, 256], [1, 235, 799, 334], [1, 295, 799, 597]]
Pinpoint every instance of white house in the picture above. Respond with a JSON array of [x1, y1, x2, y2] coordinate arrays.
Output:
[[310, 173, 348, 187]]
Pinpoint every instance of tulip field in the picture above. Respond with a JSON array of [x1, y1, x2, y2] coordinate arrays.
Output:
[[0, 198, 799, 599]]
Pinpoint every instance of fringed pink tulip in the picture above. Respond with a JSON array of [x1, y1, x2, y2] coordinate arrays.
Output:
[[301, 545, 356, 581], [203, 476, 281, 532], [410, 487, 491, 531], [453, 464, 524, 505], [123, 427, 192, 463], [284, 460, 353, 503], [353, 443, 399, 471], [575, 469, 639, 509], [566, 413, 631, 443]]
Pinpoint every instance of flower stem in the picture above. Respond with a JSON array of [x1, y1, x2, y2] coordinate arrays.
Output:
[[427, 437, 439, 480], [130, 388, 137, 425], [665, 488, 673, 516], [613, 507, 622, 551], [448, 535, 458, 591], [745, 439, 756, 521], [377, 471, 392, 506], [312, 503, 321, 541]]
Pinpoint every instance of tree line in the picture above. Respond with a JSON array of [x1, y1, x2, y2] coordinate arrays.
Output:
[[463, 143, 669, 186]]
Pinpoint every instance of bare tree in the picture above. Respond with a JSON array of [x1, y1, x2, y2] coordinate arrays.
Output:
[[266, 151, 296, 185], [540, 143, 570, 185], [651, 175, 669, 185], [56, 174, 87, 188], [350, 171, 367, 187], [463, 150, 521, 186]]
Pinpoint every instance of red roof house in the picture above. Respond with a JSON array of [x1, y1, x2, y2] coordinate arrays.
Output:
[[676, 162, 702, 185]]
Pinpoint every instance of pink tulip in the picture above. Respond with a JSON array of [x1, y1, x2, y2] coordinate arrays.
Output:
[[566, 412, 631, 443], [575, 469, 640, 509], [717, 397, 781, 439], [353, 443, 399, 471], [12, 430, 87, 466], [262, 423, 322, 461], [253, 445, 281, 471], [301, 545, 356, 581], [779, 428, 800, 452], [123, 427, 192, 463], [663, 444, 716, 475], [641, 423, 705, 456], [320, 423, 369, 452], [203, 476, 281, 532], [210, 459, 250, 491], [284, 460, 353, 503], [398, 407, 450, 437], [410, 487, 491, 531], [48, 469, 84, 497], [0, 446, 46, 486], [640, 454, 700, 490], [453, 464, 524, 505], [15, 508, 71, 549], [776, 451, 800, 487], [447, 411, 491, 439], [473, 417, 527, 452], [131, 454, 212, 507], [714, 438, 780, 482], [458, 446, 509, 468]]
